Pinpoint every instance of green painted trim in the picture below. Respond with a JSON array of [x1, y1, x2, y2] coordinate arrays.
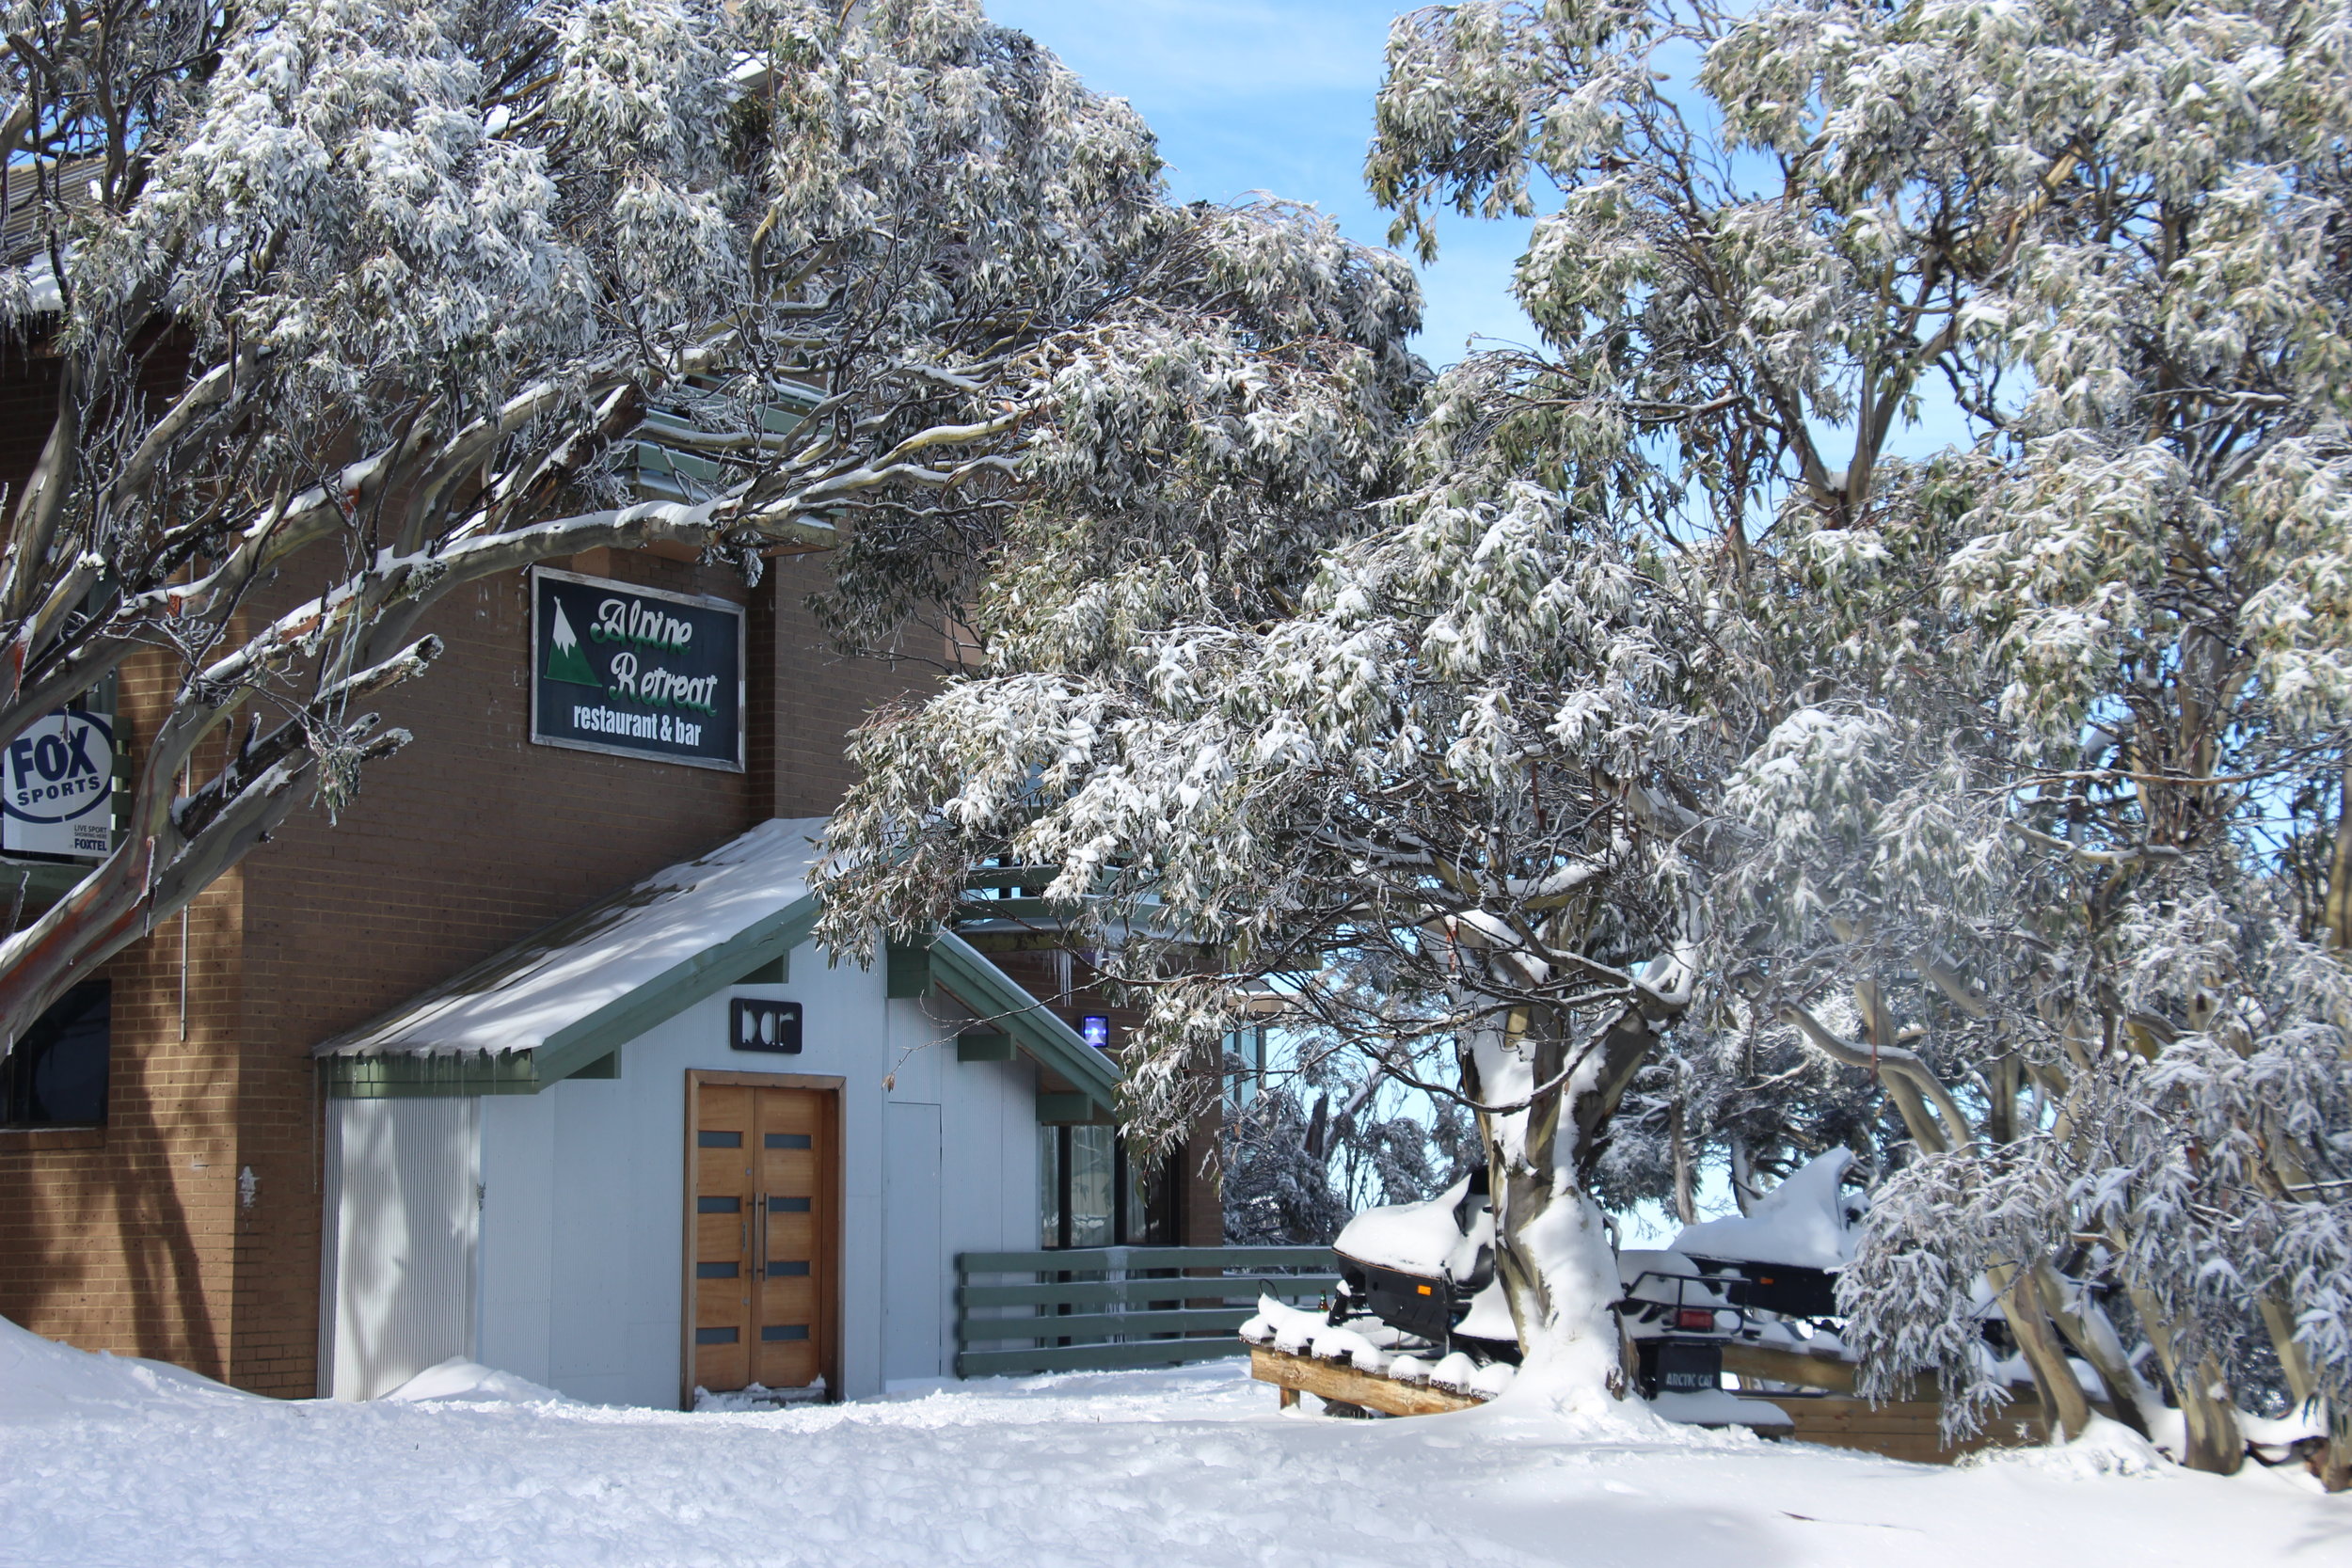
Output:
[[961, 866, 1059, 891], [884, 936, 932, 998], [1035, 1091, 1105, 1125], [737, 953, 787, 985], [955, 1275, 1337, 1311], [952, 896, 1070, 923], [0, 860, 96, 909], [324, 1051, 543, 1099], [956, 1338, 1244, 1378], [958, 1307, 1255, 1343], [956, 1031, 1013, 1062], [532, 894, 819, 1084], [930, 930, 1118, 1117], [952, 932, 1074, 955], [961, 1245, 1334, 1273], [322, 1045, 623, 1099]]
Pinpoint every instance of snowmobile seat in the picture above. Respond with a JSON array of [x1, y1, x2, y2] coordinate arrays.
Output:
[[1683, 1256, 1840, 1320]]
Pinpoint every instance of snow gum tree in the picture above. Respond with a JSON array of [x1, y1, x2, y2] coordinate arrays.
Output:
[[820, 376, 1759, 1396], [1370, 0, 2352, 1474], [0, 0, 1406, 1059], [826, 0, 2352, 1466]]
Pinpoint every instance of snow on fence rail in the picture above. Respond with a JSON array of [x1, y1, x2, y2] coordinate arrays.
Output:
[[954, 1246, 1338, 1378]]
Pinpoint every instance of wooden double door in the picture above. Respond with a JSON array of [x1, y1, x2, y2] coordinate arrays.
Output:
[[688, 1073, 839, 1398]]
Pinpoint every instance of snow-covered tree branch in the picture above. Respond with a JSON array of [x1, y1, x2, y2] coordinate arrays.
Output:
[[0, 0, 1419, 1053], [818, 0, 2352, 1480]]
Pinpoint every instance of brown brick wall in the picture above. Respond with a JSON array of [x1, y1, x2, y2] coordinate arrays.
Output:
[[0, 530, 929, 1395], [754, 550, 933, 820], [243, 551, 757, 1055], [0, 653, 248, 1382]]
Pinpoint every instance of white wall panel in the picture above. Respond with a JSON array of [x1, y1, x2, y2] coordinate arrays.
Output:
[[882, 1101, 943, 1383], [347, 935, 1049, 1407], [474, 1091, 554, 1386], [326, 1097, 479, 1401]]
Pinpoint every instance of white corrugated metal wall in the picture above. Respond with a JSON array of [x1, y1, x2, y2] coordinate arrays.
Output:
[[321, 962, 1048, 1405], [322, 1097, 480, 1401]]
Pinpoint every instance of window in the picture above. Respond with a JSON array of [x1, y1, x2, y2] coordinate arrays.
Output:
[[1223, 1025, 1266, 1111], [0, 980, 110, 1128], [1037, 1126, 1060, 1249], [1069, 1125, 1116, 1248], [1038, 1123, 1146, 1249]]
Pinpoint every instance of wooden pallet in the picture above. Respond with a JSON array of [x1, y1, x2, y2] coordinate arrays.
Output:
[[1722, 1341, 1858, 1393], [1763, 1396, 2052, 1465], [1719, 1341, 2058, 1463], [1248, 1344, 1486, 1417], [1251, 1339, 2055, 1465]]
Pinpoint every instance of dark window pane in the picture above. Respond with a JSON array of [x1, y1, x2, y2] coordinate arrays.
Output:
[[0, 981, 108, 1128], [760, 1324, 809, 1342], [696, 1261, 739, 1279], [764, 1132, 812, 1149], [770, 1196, 811, 1213], [697, 1196, 740, 1213], [698, 1131, 742, 1148], [769, 1260, 810, 1277], [695, 1326, 739, 1345]]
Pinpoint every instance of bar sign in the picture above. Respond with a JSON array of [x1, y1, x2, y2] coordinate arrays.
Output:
[[730, 998, 802, 1054]]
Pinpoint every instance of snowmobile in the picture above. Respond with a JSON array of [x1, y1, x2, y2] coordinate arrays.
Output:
[[1327, 1164, 1519, 1365], [1327, 1164, 1848, 1396], [1615, 1250, 1756, 1397]]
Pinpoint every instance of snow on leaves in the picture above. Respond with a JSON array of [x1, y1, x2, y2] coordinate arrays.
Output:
[[821, 0, 2352, 1470]]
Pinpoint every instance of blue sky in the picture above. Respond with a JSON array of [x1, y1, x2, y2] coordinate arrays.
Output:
[[988, 0, 1536, 364], [989, 0, 1981, 458]]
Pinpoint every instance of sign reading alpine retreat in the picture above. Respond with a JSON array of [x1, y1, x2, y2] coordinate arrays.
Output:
[[530, 568, 743, 770]]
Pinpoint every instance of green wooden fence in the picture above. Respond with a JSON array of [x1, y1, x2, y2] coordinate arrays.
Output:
[[955, 1245, 1338, 1377]]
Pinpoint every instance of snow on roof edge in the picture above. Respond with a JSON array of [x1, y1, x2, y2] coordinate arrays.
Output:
[[314, 816, 832, 1060]]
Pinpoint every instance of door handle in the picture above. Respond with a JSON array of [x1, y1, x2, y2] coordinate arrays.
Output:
[[756, 1194, 768, 1282]]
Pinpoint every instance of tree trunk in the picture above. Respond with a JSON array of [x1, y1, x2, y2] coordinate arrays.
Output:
[[1728, 1133, 1756, 1215], [1989, 1261, 2093, 1441], [1474, 1004, 1655, 1403], [2034, 1260, 2159, 1438], [2257, 1291, 2350, 1490], [2127, 1282, 2245, 1474], [1669, 1098, 1695, 1226]]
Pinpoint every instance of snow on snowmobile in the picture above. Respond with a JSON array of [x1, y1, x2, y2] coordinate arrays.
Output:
[[1327, 1164, 1520, 1366], [1327, 1155, 1854, 1397]]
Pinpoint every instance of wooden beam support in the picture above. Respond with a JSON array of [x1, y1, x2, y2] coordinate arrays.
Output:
[[1721, 1341, 1860, 1394], [1764, 1396, 2053, 1465], [956, 1031, 1013, 1062], [884, 937, 932, 998], [1247, 1344, 1485, 1418]]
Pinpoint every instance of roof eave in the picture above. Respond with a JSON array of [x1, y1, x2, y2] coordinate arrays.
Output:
[[928, 929, 1120, 1119]]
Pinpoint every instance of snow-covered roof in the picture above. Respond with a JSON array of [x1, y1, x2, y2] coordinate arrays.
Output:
[[316, 816, 829, 1066]]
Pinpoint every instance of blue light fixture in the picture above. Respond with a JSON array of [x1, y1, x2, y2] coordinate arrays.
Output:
[[1081, 1015, 1111, 1050]]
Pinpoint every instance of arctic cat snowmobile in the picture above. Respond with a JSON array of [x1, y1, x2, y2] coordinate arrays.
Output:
[[1327, 1163, 1848, 1394], [1327, 1164, 1519, 1364]]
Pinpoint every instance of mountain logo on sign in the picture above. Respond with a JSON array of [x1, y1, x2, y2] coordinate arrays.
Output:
[[544, 601, 600, 687]]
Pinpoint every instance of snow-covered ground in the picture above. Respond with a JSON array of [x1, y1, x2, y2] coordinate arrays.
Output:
[[0, 1319, 2343, 1567]]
